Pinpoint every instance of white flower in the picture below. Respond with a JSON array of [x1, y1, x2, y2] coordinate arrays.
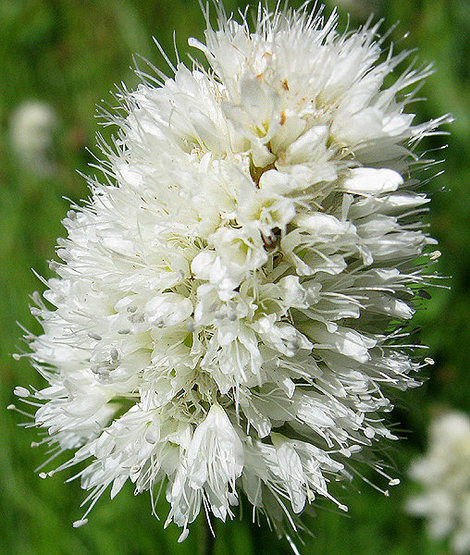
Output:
[[407, 411, 470, 554], [9, 100, 57, 173], [14, 2, 449, 544]]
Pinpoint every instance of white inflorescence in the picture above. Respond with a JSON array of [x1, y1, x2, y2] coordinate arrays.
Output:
[[407, 412, 470, 554], [15, 3, 448, 543], [9, 100, 57, 173]]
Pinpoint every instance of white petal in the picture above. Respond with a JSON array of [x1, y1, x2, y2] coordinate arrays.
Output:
[[341, 167, 403, 194]]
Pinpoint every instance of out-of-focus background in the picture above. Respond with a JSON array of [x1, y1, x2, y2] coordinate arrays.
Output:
[[1, 1, 468, 553]]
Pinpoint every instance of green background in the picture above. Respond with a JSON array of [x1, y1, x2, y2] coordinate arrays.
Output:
[[1, 1, 468, 553]]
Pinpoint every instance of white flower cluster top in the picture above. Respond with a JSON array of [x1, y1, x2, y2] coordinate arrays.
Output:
[[16, 3, 447, 543], [408, 411, 470, 554]]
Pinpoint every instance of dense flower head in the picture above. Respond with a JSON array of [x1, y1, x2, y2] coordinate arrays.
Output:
[[9, 100, 57, 174], [14, 2, 448, 543], [407, 411, 470, 554]]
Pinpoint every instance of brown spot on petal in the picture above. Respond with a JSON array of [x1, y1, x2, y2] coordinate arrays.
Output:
[[280, 111, 286, 126], [282, 79, 289, 91]]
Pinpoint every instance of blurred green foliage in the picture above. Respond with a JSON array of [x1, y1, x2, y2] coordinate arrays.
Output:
[[0, 1, 468, 553]]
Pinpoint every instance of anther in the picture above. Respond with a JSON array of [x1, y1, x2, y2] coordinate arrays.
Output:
[[49, 261, 60, 272], [14, 386, 30, 398]]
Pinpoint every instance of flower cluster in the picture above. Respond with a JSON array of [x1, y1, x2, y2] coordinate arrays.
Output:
[[407, 411, 470, 554], [15, 3, 447, 543], [9, 100, 57, 174]]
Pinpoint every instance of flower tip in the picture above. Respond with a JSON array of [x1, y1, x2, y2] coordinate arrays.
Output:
[[72, 519, 89, 528], [14, 386, 30, 398], [177, 528, 189, 542]]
